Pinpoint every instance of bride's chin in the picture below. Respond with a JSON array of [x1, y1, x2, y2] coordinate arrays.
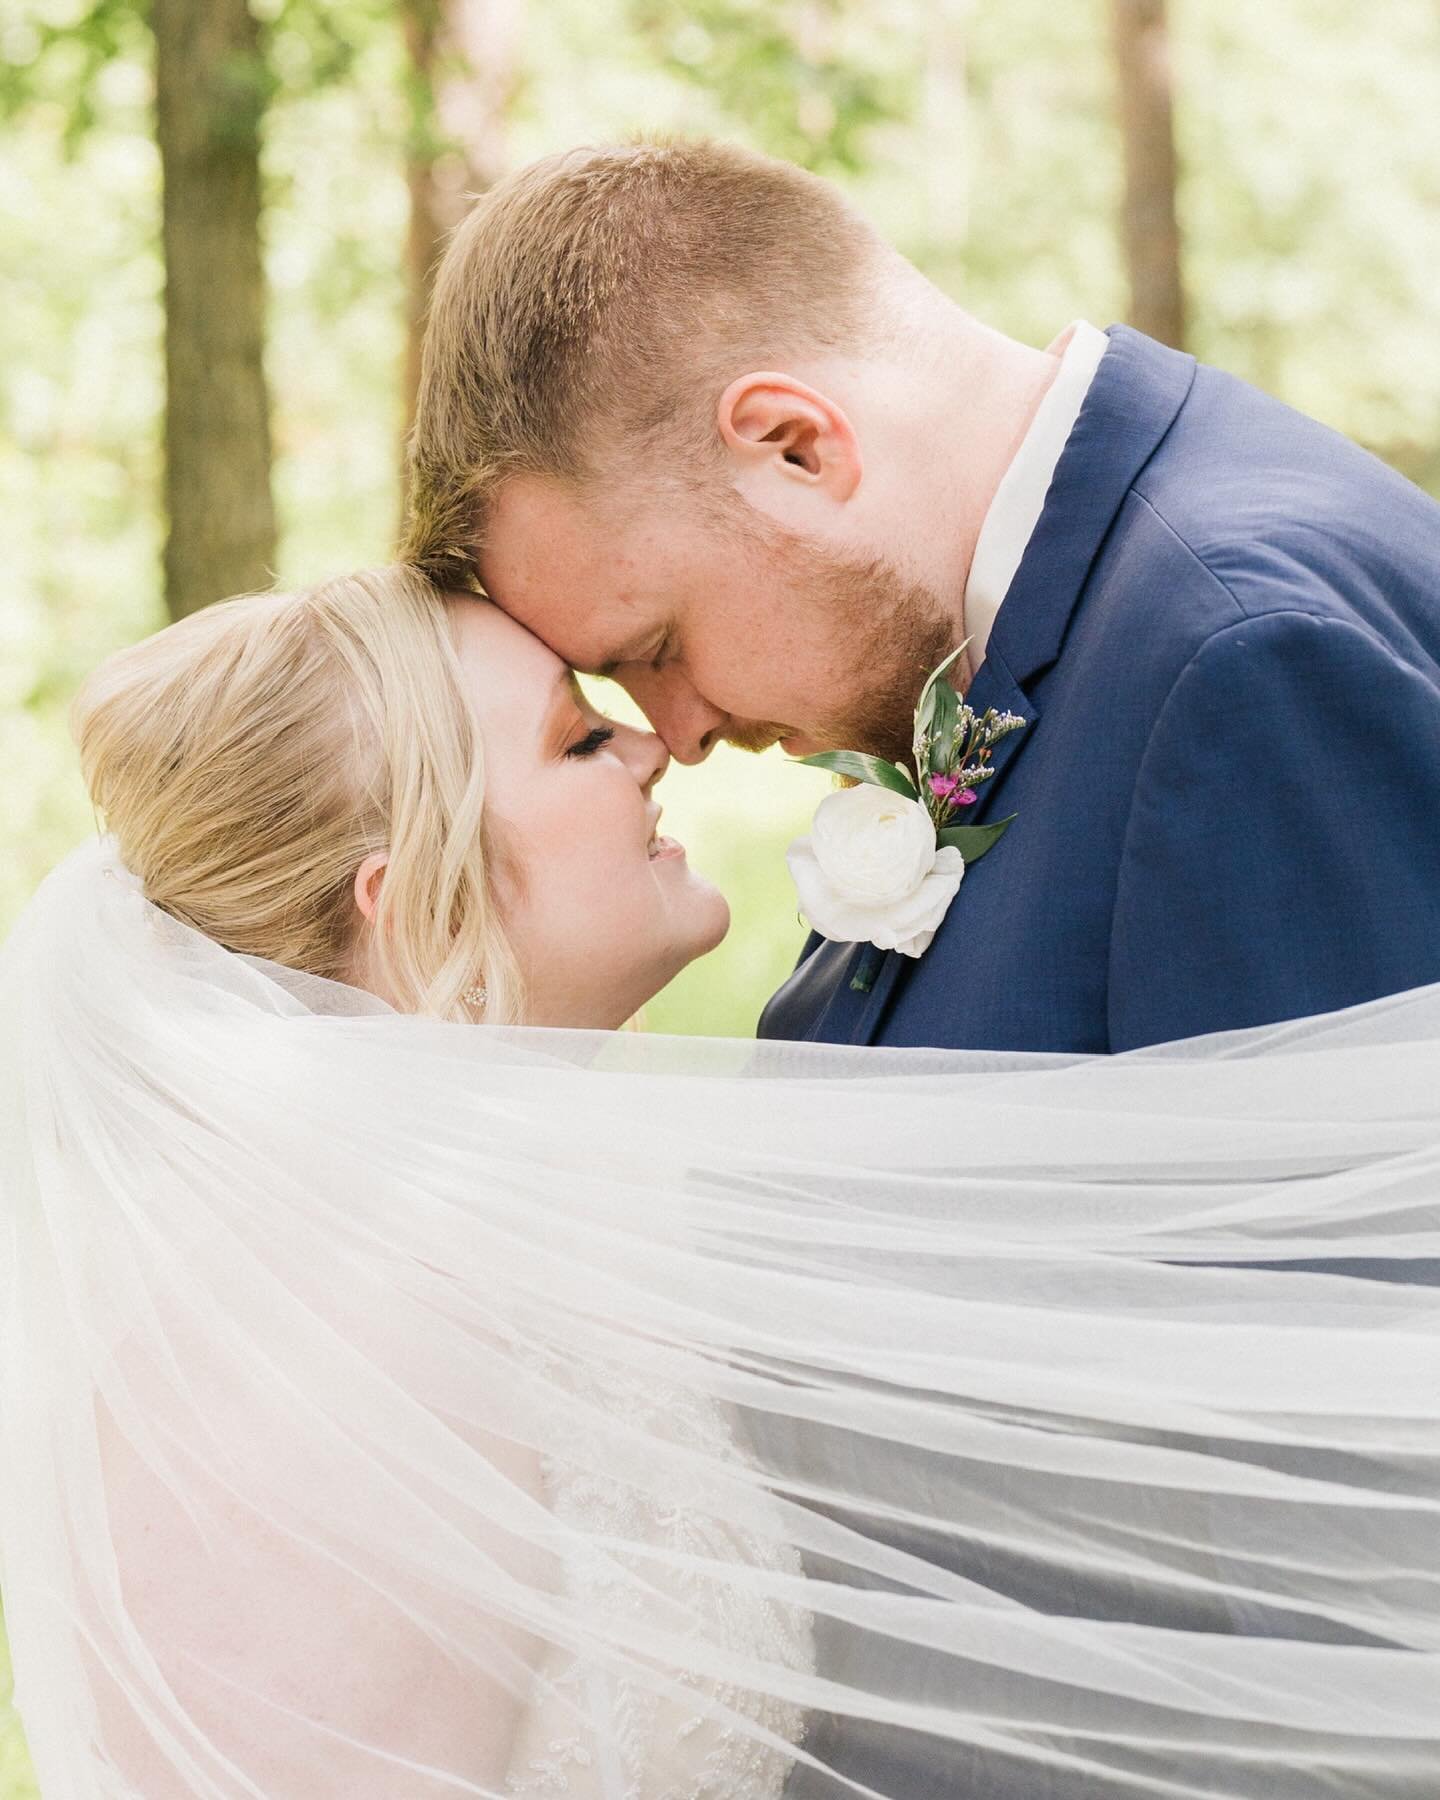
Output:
[[633, 886, 731, 1018], [686, 880, 731, 958]]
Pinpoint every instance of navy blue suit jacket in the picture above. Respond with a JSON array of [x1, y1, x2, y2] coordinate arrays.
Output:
[[760, 327, 1440, 1054]]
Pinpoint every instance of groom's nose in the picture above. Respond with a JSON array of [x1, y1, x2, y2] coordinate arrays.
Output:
[[618, 667, 728, 766]]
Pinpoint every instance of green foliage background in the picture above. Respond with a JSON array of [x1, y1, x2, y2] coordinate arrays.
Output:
[[2, 0, 1440, 1784]]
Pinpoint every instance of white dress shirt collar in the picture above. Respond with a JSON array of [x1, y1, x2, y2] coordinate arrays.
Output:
[[962, 320, 1110, 669]]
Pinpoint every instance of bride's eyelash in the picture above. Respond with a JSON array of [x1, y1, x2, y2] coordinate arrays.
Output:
[[566, 724, 616, 760]]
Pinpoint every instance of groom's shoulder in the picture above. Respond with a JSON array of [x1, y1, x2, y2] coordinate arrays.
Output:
[[1122, 358, 1440, 636]]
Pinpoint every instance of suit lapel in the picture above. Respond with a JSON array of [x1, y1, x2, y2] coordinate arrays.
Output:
[[984, 326, 1196, 688], [842, 329, 1197, 1049], [765, 328, 1199, 1049]]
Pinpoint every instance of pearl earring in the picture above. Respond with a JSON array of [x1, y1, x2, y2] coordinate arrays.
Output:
[[463, 984, 488, 1011]]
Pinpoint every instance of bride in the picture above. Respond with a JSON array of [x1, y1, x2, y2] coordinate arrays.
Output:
[[1, 565, 1436, 1798]]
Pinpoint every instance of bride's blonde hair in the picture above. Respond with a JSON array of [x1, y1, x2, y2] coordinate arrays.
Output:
[[72, 565, 522, 1022]]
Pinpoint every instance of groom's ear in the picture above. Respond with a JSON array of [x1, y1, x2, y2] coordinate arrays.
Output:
[[715, 372, 862, 504]]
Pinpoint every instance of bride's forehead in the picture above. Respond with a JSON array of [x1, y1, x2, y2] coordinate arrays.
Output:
[[451, 597, 568, 690]]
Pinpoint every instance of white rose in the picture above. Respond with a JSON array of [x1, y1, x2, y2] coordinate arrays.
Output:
[[786, 783, 965, 959]]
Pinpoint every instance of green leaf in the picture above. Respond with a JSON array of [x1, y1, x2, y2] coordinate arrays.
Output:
[[929, 677, 959, 766], [915, 642, 969, 739], [936, 814, 1018, 863], [798, 751, 918, 797]]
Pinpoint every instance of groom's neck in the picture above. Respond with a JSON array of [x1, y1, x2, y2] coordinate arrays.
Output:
[[934, 312, 1060, 622], [846, 286, 1060, 656]]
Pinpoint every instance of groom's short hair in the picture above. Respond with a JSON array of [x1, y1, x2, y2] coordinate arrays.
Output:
[[402, 138, 883, 588]]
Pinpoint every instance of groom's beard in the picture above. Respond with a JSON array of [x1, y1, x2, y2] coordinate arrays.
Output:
[[722, 533, 954, 769]]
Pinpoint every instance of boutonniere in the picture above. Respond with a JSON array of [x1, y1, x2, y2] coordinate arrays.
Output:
[[785, 644, 1026, 967]]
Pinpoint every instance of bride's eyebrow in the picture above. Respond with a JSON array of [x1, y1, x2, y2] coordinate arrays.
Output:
[[537, 667, 582, 747]]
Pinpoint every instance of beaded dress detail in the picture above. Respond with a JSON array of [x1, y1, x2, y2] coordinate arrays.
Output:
[[503, 1345, 814, 1800]]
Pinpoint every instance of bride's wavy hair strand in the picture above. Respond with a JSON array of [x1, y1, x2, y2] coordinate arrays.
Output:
[[71, 566, 523, 1023]]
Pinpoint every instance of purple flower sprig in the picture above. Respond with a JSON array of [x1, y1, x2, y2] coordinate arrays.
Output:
[[918, 700, 1027, 833]]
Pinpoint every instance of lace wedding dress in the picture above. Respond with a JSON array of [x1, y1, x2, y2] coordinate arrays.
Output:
[[503, 1349, 814, 1799]]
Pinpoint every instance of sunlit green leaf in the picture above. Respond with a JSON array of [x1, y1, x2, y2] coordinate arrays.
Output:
[[936, 815, 1017, 862], [798, 751, 918, 796], [928, 676, 959, 764], [915, 643, 968, 741]]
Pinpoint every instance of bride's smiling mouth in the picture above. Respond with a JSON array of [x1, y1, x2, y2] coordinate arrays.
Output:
[[645, 805, 686, 862]]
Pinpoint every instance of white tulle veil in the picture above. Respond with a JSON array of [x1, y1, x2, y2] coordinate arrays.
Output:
[[1, 837, 1436, 1797]]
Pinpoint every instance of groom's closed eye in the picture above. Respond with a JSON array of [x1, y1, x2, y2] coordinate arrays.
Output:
[[595, 627, 672, 682]]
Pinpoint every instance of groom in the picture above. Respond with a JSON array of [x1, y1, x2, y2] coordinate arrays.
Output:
[[403, 138, 1440, 1795], [404, 137, 1440, 1058]]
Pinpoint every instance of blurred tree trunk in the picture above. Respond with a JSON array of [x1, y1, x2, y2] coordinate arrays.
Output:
[[1111, 0, 1186, 349], [153, 0, 276, 620], [400, 0, 521, 471]]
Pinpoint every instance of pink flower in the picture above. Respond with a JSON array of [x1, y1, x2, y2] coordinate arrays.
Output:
[[929, 774, 978, 806]]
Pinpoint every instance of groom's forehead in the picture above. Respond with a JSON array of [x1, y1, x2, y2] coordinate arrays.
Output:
[[480, 477, 594, 601], [481, 478, 671, 664], [480, 546, 657, 672]]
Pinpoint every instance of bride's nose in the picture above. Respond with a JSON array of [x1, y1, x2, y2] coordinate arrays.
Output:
[[618, 722, 670, 796]]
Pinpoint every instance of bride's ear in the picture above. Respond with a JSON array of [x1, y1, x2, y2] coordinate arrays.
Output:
[[353, 851, 389, 925]]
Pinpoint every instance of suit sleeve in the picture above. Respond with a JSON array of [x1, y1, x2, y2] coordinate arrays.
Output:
[[1108, 607, 1440, 1051]]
